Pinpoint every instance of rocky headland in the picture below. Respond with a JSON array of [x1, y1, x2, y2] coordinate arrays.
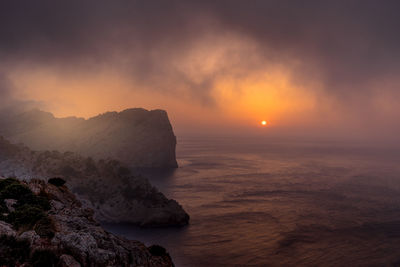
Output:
[[0, 177, 174, 266], [0, 108, 178, 168], [0, 136, 189, 227]]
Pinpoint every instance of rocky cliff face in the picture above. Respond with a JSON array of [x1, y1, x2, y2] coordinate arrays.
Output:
[[0, 108, 178, 168], [0, 137, 189, 227], [0, 177, 174, 266]]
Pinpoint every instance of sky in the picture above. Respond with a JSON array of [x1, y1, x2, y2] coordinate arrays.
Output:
[[1, 1, 400, 141]]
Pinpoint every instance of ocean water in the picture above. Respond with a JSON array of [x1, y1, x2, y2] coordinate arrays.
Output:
[[104, 137, 400, 266]]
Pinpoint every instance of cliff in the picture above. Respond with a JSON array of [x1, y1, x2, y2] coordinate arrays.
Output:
[[0, 136, 189, 227], [0, 177, 174, 266], [0, 108, 178, 168]]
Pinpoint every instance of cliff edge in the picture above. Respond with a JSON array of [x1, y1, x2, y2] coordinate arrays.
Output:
[[0, 136, 189, 227], [0, 108, 178, 168]]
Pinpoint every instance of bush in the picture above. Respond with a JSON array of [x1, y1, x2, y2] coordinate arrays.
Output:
[[15, 193, 51, 211], [0, 200, 8, 214], [48, 177, 66, 187], [30, 249, 59, 267], [1, 183, 32, 199], [0, 234, 30, 266], [148, 245, 167, 256], [0, 178, 56, 237], [34, 217, 56, 238], [7, 205, 46, 230], [0, 177, 20, 191]]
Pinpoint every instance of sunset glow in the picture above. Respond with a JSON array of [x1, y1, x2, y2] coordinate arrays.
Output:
[[1, 2, 400, 266], [0, 0, 399, 141]]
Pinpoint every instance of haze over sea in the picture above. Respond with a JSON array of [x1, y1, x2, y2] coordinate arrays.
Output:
[[105, 137, 400, 266]]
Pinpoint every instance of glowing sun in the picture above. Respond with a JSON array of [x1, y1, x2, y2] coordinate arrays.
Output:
[[261, 120, 267, 126]]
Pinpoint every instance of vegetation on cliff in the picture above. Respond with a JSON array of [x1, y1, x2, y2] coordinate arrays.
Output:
[[0, 178, 52, 233], [0, 177, 174, 267], [0, 136, 189, 227]]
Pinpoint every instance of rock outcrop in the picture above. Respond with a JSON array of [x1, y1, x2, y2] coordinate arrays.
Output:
[[0, 177, 174, 266], [0, 136, 189, 227], [0, 108, 178, 168]]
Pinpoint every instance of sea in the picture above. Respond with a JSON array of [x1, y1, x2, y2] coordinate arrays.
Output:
[[104, 137, 400, 266]]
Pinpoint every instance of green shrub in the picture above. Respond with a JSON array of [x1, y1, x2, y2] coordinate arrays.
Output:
[[14, 193, 51, 211], [0, 200, 8, 213], [0, 234, 30, 266], [30, 249, 59, 267], [0, 177, 20, 191], [1, 183, 32, 199], [34, 217, 56, 238], [48, 177, 66, 187], [7, 205, 46, 230], [0, 178, 56, 236]]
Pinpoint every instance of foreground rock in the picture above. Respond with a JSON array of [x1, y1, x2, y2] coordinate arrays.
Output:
[[0, 108, 178, 168], [0, 136, 189, 227], [0, 177, 174, 266]]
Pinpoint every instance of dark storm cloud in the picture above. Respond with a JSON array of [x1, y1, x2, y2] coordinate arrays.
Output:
[[207, 0, 400, 92], [1, 0, 400, 100], [0, 1, 208, 63], [0, 1, 220, 101]]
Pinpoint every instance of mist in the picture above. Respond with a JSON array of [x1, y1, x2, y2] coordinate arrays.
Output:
[[2, 2, 400, 266], [1, 0, 400, 142]]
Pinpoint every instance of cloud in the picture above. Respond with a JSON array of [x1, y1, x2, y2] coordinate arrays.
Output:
[[1, 2, 399, 80], [0, 0, 400, 138], [0, 73, 13, 104], [1, 1, 400, 90]]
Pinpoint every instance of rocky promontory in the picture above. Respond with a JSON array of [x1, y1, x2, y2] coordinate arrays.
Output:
[[0, 177, 174, 266], [0, 108, 178, 168], [0, 136, 189, 227]]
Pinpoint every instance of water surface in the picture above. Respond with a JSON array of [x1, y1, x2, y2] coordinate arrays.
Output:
[[104, 137, 400, 266]]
